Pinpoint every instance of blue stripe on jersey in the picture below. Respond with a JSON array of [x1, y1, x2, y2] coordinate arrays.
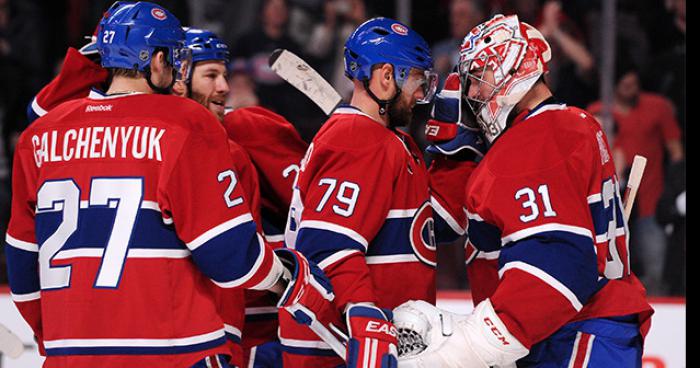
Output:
[[589, 200, 626, 238], [367, 217, 414, 256], [5, 244, 40, 295], [295, 228, 366, 264], [225, 331, 242, 345], [434, 214, 461, 244], [44, 336, 227, 356], [190, 220, 261, 283], [467, 218, 502, 252], [35, 207, 184, 251], [499, 231, 601, 304]]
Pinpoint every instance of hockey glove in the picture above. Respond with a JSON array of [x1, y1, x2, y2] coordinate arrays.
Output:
[[274, 248, 347, 356], [425, 73, 487, 161], [393, 299, 528, 368], [346, 304, 398, 368]]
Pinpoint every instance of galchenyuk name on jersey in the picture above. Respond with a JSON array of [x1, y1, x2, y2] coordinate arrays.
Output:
[[31, 126, 166, 167]]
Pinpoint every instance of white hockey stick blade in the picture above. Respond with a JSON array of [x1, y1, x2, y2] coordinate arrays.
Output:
[[0, 323, 24, 358], [269, 49, 342, 116], [622, 155, 647, 221]]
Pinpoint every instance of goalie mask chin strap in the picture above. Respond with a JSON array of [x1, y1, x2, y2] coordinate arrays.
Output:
[[363, 79, 402, 116]]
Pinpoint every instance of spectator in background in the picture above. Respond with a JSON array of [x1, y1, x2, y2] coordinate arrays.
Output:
[[587, 63, 684, 295], [432, 0, 485, 82], [645, 0, 685, 147], [226, 58, 260, 110], [231, 0, 322, 141], [656, 159, 685, 296], [537, 0, 596, 108], [304, 0, 367, 101]]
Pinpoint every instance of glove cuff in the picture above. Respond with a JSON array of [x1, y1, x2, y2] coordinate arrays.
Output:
[[425, 120, 459, 142]]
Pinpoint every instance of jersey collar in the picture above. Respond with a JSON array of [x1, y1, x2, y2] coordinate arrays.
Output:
[[333, 104, 385, 126], [511, 97, 567, 127]]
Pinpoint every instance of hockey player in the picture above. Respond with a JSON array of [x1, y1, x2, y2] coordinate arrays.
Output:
[[4, 2, 332, 367], [223, 106, 308, 368], [172, 27, 260, 368], [279, 17, 439, 367], [394, 14, 653, 368], [174, 28, 309, 367], [26, 28, 107, 124]]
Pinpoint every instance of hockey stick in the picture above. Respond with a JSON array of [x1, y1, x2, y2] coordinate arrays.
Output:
[[622, 155, 647, 221], [268, 49, 343, 116], [0, 323, 24, 359]]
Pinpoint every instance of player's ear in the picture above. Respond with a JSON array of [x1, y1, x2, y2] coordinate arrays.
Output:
[[172, 80, 187, 97], [378, 63, 395, 95]]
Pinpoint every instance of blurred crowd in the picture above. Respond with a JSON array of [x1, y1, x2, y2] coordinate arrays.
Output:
[[0, 0, 685, 296]]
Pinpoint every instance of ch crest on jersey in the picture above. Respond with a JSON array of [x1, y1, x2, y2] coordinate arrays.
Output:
[[409, 201, 437, 267]]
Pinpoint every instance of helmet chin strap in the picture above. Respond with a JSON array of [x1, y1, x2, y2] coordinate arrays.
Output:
[[145, 68, 177, 95], [363, 79, 402, 116]]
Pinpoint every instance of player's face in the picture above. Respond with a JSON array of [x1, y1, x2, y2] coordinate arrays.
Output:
[[191, 61, 230, 121], [615, 71, 640, 104], [465, 66, 497, 103], [389, 69, 428, 127]]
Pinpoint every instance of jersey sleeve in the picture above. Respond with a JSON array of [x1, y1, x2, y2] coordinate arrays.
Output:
[[656, 97, 681, 142], [467, 138, 604, 348], [27, 47, 108, 123], [294, 141, 395, 309], [223, 107, 308, 221], [159, 123, 282, 291], [428, 156, 477, 242], [4, 133, 43, 349]]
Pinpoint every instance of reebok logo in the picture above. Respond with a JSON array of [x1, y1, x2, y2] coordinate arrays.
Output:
[[484, 317, 510, 346], [85, 104, 113, 113], [366, 321, 398, 338]]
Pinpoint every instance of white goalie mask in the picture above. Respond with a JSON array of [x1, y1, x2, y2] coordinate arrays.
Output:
[[458, 14, 552, 143]]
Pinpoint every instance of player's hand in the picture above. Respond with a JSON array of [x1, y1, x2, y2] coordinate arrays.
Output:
[[425, 73, 487, 161], [274, 248, 335, 316], [346, 304, 398, 368], [393, 300, 528, 368]]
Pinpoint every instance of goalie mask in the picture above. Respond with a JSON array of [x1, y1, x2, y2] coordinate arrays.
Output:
[[458, 14, 551, 143]]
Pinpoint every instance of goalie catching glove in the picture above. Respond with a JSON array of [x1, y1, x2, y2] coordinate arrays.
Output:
[[393, 299, 528, 368], [425, 73, 487, 161]]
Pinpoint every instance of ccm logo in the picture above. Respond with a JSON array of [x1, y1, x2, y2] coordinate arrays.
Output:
[[425, 125, 440, 137], [483, 318, 510, 346], [366, 321, 398, 337]]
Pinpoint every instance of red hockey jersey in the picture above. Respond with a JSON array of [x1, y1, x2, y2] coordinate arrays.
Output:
[[27, 48, 108, 123], [5, 92, 282, 368], [280, 106, 437, 364], [464, 103, 653, 349], [223, 106, 308, 356]]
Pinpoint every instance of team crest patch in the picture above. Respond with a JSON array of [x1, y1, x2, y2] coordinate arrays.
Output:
[[391, 23, 409, 36], [151, 8, 167, 20]]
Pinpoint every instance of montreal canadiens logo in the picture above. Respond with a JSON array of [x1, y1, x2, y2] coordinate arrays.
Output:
[[151, 8, 167, 20], [409, 201, 437, 267], [391, 23, 409, 36]]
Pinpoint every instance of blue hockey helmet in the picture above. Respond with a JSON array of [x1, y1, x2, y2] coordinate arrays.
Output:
[[97, 1, 190, 72], [344, 17, 437, 104], [184, 28, 230, 64]]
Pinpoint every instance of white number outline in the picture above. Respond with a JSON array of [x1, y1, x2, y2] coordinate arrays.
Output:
[[102, 30, 116, 44], [515, 184, 557, 223], [601, 178, 627, 279], [217, 170, 244, 208], [315, 178, 360, 218], [36, 177, 144, 290]]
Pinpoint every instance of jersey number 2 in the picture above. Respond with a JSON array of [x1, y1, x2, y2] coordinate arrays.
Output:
[[37, 178, 143, 290]]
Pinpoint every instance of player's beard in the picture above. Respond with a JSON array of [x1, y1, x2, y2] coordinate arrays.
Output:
[[387, 95, 413, 128], [191, 90, 225, 121]]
